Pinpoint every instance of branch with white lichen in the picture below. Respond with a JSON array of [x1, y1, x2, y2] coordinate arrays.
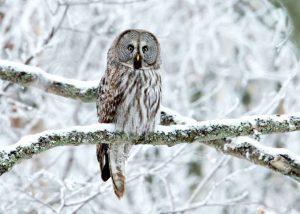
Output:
[[1, 60, 300, 182]]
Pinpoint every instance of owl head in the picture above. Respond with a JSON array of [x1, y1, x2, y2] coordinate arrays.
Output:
[[109, 29, 161, 70]]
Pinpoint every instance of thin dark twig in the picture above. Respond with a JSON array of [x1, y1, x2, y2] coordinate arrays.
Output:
[[24, 4, 70, 65]]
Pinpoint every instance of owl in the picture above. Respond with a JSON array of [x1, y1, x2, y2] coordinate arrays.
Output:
[[96, 29, 162, 198]]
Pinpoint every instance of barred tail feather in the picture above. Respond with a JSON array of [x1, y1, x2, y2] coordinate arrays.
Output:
[[109, 143, 131, 199], [111, 172, 125, 199], [96, 144, 111, 181]]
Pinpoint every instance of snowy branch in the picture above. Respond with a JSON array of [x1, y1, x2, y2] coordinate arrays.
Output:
[[0, 60, 213, 125], [210, 137, 300, 182], [1, 60, 300, 182], [1, 112, 300, 181], [0, 60, 98, 102]]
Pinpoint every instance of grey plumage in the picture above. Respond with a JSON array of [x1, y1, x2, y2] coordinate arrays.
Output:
[[96, 29, 162, 198]]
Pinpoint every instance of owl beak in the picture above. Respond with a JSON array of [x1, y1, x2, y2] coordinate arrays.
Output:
[[134, 52, 142, 69]]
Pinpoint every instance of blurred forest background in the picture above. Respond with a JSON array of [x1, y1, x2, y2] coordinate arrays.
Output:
[[1, 0, 300, 213]]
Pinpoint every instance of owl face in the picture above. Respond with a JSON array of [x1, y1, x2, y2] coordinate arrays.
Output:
[[116, 30, 160, 69]]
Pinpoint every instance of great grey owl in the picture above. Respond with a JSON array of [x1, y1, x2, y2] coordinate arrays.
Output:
[[96, 29, 162, 198]]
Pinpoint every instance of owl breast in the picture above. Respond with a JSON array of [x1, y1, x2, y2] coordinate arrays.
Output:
[[115, 66, 161, 135]]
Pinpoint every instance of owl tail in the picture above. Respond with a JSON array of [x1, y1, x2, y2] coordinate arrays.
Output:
[[109, 143, 132, 199], [96, 144, 111, 181]]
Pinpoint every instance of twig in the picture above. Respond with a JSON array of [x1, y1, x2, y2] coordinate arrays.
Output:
[[24, 5, 70, 65], [184, 156, 230, 206]]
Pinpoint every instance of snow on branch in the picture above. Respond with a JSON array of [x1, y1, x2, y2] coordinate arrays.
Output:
[[212, 137, 300, 182], [0, 60, 208, 125], [1, 60, 300, 182], [0, 60, 98, 102], [1, 112, 300, 181]]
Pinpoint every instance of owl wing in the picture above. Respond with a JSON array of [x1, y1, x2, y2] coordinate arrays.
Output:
[[97, 73, 119, 123], [96, 69, 122, 182]]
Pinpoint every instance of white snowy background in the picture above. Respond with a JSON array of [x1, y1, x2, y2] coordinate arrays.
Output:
[[0, 0, 300, 213]]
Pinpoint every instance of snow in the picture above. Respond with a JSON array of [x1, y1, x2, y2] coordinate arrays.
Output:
[[0, 123, 115, 155], [235, 137, 300, 164], [0, 59, 99, 89], [1, 0, 300, 213], [161, 106, 198, 125]]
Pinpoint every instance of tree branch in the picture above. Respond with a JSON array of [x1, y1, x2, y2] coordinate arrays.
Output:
[[1, 60, 300, 182], [0, 60, 98, 102], [1, 113, 300, 181], [0, 60, 202, 125], [209, 137, 300, 182]]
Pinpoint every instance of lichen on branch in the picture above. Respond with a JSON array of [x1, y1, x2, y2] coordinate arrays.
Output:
[[1, 60, 300, 183], [0, 60, 98, 102], [1, 112, 300, 181]]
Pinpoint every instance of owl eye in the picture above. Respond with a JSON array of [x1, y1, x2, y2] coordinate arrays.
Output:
[[127, 44, 134, 52], [142, 46, 148, 53]]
